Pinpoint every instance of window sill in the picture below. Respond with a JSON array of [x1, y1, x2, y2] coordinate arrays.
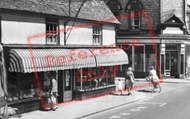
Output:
[[75, 84, 115, 92], [7, 96, 40, 105]]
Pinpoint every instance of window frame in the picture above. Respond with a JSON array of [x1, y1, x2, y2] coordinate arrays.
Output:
[[107, 0, 122, 17], [92, 24, 102, 45], [46, 20, 59, 45], [126, 0, 143, 30]]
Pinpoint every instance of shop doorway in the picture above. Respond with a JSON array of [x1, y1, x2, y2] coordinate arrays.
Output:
[[63, 70, 72, 102], [165, 50, 178, 77]]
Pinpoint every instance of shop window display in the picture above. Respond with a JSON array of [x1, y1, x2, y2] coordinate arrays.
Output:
[[75, 66, 118, 91], [7, 72, 42, 102]]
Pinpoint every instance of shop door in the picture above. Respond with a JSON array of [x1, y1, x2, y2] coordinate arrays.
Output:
[[165, 52, 171, 76], [63, 70, 72, 102], [165, 51, 177, 77], [170, 51, 177, 76]]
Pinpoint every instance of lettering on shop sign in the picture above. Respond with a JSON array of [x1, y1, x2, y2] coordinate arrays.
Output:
[[76, 65, 119, 82], [163, 40, 182, 43]]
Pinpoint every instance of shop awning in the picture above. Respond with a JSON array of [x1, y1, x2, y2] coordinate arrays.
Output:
[[90, 48, 128, 66], [9, 49, 96, 73]]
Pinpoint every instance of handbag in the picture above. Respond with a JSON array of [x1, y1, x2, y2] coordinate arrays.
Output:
[[130, 75, 135, 83]]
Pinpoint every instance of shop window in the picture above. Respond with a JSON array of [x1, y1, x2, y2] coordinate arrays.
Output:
[[126, 0, 143, 30], [145, 45, 157, 72], [134, 44, 144, 72], [93, 24, 102, 45], [46, 20, 59, 45], [7, 72, 41, 102], [75, 66, 118, 91]]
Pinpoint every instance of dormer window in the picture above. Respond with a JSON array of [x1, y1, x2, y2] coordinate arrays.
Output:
[[107, 0, 122, 17], [126, 0, 143, 30]]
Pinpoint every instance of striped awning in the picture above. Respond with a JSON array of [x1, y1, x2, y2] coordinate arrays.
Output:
[[9, 49, 96, 73], [90, 48, 128, 66]]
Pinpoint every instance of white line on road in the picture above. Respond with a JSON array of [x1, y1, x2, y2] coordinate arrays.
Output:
[[138, 106, 147, 109], [131, 109, 141, 111], [137, 102, 164, 105], [120, 113, 130, 115], [109, 116, 121, 118], [159, 103, 167, 107]]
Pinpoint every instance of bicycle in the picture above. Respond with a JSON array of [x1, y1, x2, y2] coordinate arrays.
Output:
[[145, 76, 161, 93]]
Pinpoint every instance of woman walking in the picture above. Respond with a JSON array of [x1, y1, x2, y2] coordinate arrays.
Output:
[[125, 67, 135, 95], [41, 72, 58, 111]]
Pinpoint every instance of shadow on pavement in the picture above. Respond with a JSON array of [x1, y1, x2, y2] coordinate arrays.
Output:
[[111, 93, 131, 96], [137, 89, 153, 93]]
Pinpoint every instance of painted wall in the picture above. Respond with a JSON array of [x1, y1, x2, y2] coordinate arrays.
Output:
[[59, 20, 116, 46], [59, 20, 93, 45], [102, 24, 116, 46], [1, 13, 45, 44], [163, 27, 184, 34], [1, 13, 116, 46]]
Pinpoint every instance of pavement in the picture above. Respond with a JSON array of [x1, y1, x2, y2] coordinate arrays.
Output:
[[9, 78, 190, 119]]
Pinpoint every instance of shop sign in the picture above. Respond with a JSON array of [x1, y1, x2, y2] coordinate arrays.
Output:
[[162, 40, 183, 43]]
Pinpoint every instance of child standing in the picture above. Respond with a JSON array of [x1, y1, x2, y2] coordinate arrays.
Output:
[[117, 79, 123, 95]]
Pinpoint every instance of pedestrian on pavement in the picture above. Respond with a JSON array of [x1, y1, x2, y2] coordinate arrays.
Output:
[[116, 79, 124, 95], [42, 72, 58, 111], [48, 73, 58, 111], [41, 72, 52, 111], [125, 67, 135, 95]]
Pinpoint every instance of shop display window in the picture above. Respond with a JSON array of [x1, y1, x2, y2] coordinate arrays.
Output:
[[7, 72, 43, 102], [75, 66, 118, 91]]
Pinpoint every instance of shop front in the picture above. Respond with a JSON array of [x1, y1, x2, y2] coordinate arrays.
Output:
[[117, 37, 161, 78], [74, 48, 129, 100], [5, 48, 97, 113], [4, 46, 129, 113], [160, 38, 187, 78]]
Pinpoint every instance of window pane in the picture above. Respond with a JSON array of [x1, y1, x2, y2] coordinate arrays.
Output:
[[93, 25, 102, 45], [46, 21, 58, 44], [134, 45, 144, 72]]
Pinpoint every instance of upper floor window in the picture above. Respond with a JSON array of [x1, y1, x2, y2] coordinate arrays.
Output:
[[46, 21, 59, 45], [93, 24, 102, 45], [126, 0, 143, 30], [107, 0, 122, 17]]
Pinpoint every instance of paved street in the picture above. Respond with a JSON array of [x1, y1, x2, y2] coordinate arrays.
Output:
[[80, 82, 190, 119], [10, 79, 190, 119]]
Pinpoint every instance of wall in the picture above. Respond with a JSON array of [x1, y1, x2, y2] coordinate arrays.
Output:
[[1, 12, 116, 46], [102, 24, 116, 46], [106, 0, 160, 30], [59, 20, 93, 45], [1, 13, 45, 44], [59, 20, 116, 46]]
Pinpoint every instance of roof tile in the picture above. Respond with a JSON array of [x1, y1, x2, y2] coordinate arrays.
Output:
[[0, 0, 120, 24]]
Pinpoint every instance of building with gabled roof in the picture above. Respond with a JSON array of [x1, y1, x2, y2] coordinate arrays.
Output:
[[104, 0, 190, 79], [0, 0, 129, 114]]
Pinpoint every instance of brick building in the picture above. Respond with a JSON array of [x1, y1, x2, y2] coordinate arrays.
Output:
[[105, 0, 190, 78]]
